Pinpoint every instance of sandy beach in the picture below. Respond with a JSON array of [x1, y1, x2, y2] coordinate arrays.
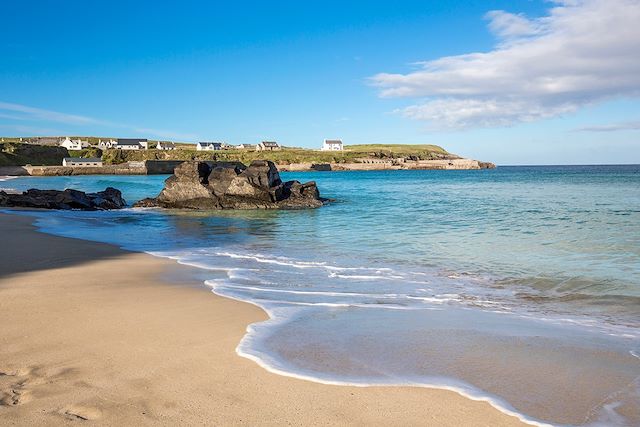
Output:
[[0, 212, 526, 426]]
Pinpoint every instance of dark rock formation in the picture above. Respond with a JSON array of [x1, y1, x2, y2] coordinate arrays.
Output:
[[134, 160, 326, 210], [478, 162, 497, 169], [0, 187, 126, 210]]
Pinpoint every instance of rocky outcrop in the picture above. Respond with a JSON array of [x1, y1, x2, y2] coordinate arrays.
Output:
[[0, 187, 126, 210], [478, 162, 497, 169], [134, 160, 325, 210]]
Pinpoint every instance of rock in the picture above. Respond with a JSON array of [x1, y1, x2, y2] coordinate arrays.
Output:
[[478, 162, 497, 169], [87, 187, 128, 209], [135, 160, 326, 210], [0, 187, 126, 210]]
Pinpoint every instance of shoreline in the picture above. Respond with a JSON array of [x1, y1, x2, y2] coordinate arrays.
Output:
[[0, 211, 527, 426], [0, 158, 495, 177]]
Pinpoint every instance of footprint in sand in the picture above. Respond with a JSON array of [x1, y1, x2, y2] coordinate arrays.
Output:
[[0, 368, 33, 406], [2, 366, 102, 420], [62, 405, 102, 421]]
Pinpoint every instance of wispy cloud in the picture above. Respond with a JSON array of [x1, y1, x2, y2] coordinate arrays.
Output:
[[0, 101, 199, 141], [0, 124, 66, 135], [574, 119, 640, 132], [370, 0, 640, 130], [0, 101, 104, 125]]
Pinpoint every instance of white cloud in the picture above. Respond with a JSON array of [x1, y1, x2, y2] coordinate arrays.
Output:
[[0, 124, 65, 135], [0, 101, 199, 141], [0, 101, 103, 125], [575, 119, 640, 132], [484, 10, 542, 40], [371, 0, 640, 129]]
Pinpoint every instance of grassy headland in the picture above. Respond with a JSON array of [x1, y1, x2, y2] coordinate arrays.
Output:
[[100, 144, 456, 165], [0, 139, 460, 167]]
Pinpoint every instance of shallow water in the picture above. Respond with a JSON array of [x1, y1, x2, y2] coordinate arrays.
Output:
[[5, 165, 640, 426]]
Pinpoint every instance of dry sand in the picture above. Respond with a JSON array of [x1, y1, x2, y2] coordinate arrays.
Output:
[[0, 213, 526, 426]]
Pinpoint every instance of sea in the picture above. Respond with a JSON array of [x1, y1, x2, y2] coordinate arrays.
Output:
[[2, 165, 639, 426]]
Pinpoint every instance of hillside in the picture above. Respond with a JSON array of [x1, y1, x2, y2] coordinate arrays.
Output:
[[100, 144, 456, 165], [0, 142, 69, 166], [0, 140, 462, 168]]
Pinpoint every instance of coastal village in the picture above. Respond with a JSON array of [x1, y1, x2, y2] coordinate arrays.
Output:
[[0, 135, 494, 175], [8, 135, 344, 153], [3, 136, 344, 168]]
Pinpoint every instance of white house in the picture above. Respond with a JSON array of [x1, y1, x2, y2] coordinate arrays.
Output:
[[60, 137, 89, 151], [256, 141, 281, 151], [157, 141, 176, 150], [237, 143, 256, 150], [98, 139, 117, 149], [117, 138, 147, 150], [99, 138, 147, 150], [196, 142, 223, 151], [62, 157, 103, 167], [321, 139, 343, 151]]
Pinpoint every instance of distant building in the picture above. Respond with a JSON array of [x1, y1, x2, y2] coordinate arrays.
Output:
[[321, 139, 343, 151], [237, 143, 256, 150], [99, 138, 148, 150], [256, 141, 281, 151], [98, 139, 116, 149], [59, 137, 89, 151], [196, 142, 223, 151], [157, 141, 176, 150], [62, 157, 103, 167], [118, 138, 148, 150]]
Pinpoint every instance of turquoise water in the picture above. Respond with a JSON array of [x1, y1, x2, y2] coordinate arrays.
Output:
[[3, 166, 640, 426]]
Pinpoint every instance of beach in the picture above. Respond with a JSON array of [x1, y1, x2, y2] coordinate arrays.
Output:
[[0, 212, 526, 426]]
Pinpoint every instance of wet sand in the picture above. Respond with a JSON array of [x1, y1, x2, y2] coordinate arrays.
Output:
[[0, 212, 527, 426]]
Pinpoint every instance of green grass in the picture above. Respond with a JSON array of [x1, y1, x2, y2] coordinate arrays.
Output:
[[0, 142, 68, 166], [0, 139, 458, 166], [68, 148, 103, 159], [345, 144, 449, 155], [99, 144, 455, 165]]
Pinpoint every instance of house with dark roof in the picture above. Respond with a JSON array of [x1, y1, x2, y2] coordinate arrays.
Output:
[[196, 141, 223, 151], [256, 141, 281, 151], [98, 138, 148, 150], [117, 138, 148, 150]]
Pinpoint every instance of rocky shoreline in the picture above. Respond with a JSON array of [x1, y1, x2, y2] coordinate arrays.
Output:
[[0, 187, 126, 210], [0, 158, 495, 177], [280, 158, 496, 172]]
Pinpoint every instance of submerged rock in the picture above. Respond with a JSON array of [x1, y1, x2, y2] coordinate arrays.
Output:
[[0, 187, 126, 210], [134, 160, 326, 210]]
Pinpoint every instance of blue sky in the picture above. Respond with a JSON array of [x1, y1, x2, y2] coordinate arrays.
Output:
[[1, 0, 639, 164]]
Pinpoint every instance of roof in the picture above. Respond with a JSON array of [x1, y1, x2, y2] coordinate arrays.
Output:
[[117, 138, 147, 145], [260, 141, 279, 147], [198, 141, 223, 146], [324, 139, 343, 144], [158, 141, 176, 146], [64, 157, 102, 162]]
